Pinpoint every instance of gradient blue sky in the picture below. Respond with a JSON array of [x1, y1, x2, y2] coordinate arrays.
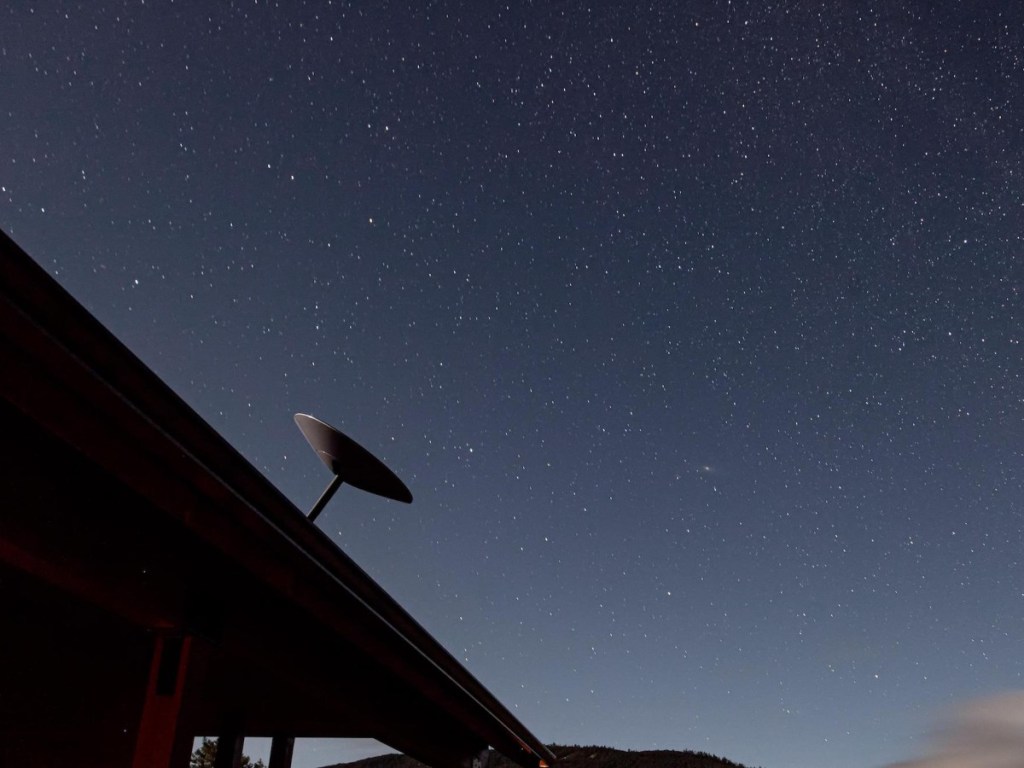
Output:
[[3, 3, 1022, 768]]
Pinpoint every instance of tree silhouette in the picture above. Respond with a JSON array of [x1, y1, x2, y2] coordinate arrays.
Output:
[[190, 737, 267, 768]]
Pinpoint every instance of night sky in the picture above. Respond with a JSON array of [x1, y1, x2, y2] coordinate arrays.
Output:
[[2, 3, 1022, 768]]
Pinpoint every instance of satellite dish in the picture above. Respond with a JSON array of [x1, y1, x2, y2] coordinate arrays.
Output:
[[294, 413, 413, 522]]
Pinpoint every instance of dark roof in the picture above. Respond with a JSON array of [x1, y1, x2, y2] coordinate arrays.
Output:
[[0, 229, 554, 768]]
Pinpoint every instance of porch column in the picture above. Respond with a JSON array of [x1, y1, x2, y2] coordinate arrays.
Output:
[[269, 736, 296, 768], [131, 634, 196, 768]]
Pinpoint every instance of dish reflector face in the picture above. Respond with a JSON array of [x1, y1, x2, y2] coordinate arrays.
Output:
[[294, 413, 413, 503]]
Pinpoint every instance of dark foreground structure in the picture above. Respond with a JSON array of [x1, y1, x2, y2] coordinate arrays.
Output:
[[0, 230, 554, 768]]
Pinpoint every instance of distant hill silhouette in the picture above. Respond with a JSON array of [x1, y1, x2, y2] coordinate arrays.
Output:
[[321, 744, 753, 768]]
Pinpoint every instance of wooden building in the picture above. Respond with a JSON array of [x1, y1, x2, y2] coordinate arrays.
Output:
[[0, 230, 554, 768]]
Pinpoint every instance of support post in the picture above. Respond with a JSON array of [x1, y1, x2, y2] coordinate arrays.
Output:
[[132, 634, 196, 768], [308, 475, 343, 522], [268, 737, 296, 768], [214, 734, 244, 768]]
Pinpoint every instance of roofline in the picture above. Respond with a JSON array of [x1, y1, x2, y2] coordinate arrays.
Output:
[[0, 228, 556, 767]]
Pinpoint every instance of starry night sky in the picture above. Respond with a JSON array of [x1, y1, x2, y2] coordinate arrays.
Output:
[[2, 3, 1022, 768]]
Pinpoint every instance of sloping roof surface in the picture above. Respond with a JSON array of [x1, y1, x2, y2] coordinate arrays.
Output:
[[0, 229, 554, 768]]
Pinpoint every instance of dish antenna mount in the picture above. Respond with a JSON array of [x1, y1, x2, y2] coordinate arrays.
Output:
[[294, 413, 413, 523]]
